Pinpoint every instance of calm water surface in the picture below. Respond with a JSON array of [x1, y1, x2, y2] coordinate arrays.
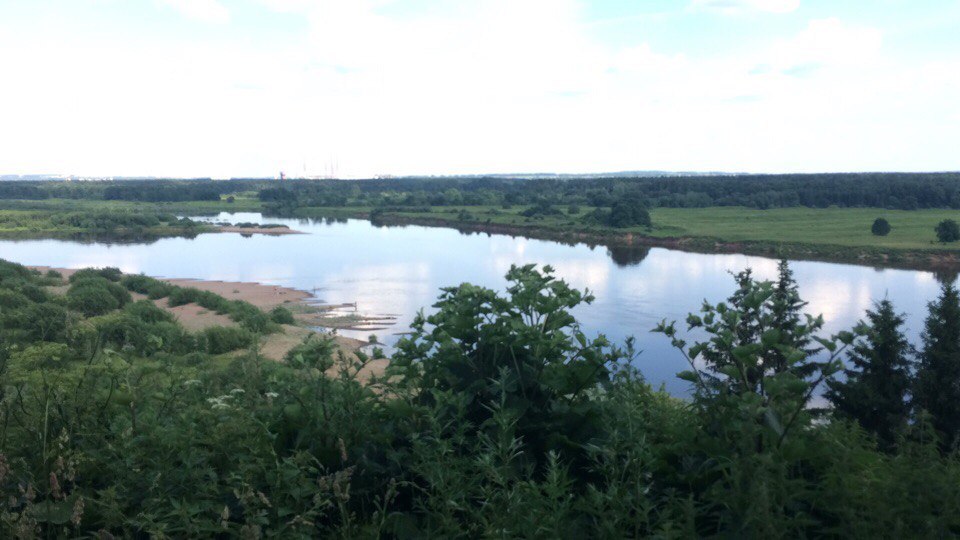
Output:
[[0, 212, 946, 395]]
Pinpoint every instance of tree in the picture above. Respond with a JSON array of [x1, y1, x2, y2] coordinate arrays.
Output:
[[825, 299, 913, 449], [607, 199, 651, 228], [21, 303, 69, 342], [388, 264, 629, 478], [656, 270, 855, 419], [769, 260, 813, 375], [655, 270, 860, 530], [935, 219, 960, 242], [871, 217, 891, 236], [914, 283, 960, 448]]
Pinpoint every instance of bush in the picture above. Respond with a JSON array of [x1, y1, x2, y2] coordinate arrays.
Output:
[[521, 202, 562, 218], [20, 302, 69, 342], [936, 219, 960, 242], [65, 276, 131, 317], [269, 306, 295, 324], [67, 287, 118, 317], [125, 299, 174, 324], [17, 283, 49, 303], [72, 277, 130, 305], [230, 302, 272, 332], [121, 274, 174, 299], [872, 217, 891, 236], [202, 326, 254, 354], [95, 311, 193, 355], [0, 259, 39, 283], [284, 335, 335, 370], [0, 289, 30, 309], [167, 287, 202, 307], [69, 267, 123, 283]]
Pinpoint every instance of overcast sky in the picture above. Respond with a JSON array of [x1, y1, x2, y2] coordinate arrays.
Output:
[[1, 0, 958, 178]]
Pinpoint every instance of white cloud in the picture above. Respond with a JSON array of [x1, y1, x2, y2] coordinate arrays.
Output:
[[157, 0, 230, 24], [0, 1, 958, 178], [769, 17, 883, 71], [691, 0, 800, 14]]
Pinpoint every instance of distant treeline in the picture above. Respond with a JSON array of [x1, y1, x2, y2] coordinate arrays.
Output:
[[0, 180, 224, 202], [4, 172, 960, 209], [260, 172, 960, 210]]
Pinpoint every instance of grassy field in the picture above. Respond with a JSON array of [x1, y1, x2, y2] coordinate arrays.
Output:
[[0, 196, 262, 214], [6, 198, 960, 260], [648, 207, 960, 250], [297, 205, 960, 252]]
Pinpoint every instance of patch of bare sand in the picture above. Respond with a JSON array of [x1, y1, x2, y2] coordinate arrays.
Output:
[[260, 325, 387, 382], [161, 301, 235, 331], [31, 266, 311, 311], [217, 226, 303, 235], [31, 265, 387, 379], [162, 278, 310, 310], [32, 266, 78, 282]]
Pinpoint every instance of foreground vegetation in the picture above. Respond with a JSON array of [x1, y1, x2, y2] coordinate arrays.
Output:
[[2, 256, 960, 537]]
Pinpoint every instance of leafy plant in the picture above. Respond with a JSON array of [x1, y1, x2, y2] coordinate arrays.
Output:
[[871, 217, 891, 236]]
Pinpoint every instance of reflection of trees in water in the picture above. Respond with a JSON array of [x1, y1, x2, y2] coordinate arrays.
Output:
[[300, 217, 347, 227], [0, 231, 176, 246], [606, 245, 651, 267], [933, 268, 960, 287]]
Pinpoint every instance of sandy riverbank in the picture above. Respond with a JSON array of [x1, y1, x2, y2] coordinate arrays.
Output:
[[215, 225, 304, 235], [30, 265, 389, 380]]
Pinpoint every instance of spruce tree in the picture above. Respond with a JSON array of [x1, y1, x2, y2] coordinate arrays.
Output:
[[728, 268, 762, 345], [769, 260, 813, 375], [825, 299, 913, 449], [914, 283, 960, 448]]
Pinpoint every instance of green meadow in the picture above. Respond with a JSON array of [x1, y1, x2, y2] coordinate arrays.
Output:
[[298, 204, 960, 253]]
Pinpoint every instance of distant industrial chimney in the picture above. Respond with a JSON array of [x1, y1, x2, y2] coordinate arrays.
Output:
[[279, 171, 286, 181]]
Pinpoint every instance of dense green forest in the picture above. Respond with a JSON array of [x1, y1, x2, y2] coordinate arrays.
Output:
[[258, 173, 960, 211], [0, 181, 223, 203], [1, 257, 959, 537], [4, 172, 960, 210]]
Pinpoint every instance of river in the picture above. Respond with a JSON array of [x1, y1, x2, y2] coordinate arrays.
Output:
[[0, 212, 946, 395]]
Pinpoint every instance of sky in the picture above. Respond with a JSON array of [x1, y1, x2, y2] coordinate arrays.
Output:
[[1, 0, 959, 178]]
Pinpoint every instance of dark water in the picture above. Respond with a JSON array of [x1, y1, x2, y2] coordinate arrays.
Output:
[[0, 212, 945, 395]]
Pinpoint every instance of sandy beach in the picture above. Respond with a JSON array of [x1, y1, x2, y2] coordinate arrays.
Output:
[[30, 265, 389, 380], [215, 225, 304, 235]]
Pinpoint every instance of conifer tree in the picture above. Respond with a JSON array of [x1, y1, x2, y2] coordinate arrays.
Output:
[[728, 268, 762, 345], [825, 299, 913, 449], [914, 283, 960, 448], [769, 260, 812, 375]]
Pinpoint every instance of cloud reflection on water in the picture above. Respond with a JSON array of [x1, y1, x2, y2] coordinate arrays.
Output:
[[0, 213, 950, 395]]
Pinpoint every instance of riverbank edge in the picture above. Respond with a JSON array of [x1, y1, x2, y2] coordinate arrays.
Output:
[[0, 224, 304, 241], [28, 265, 379, 334], [294, 207, 960, 271]]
